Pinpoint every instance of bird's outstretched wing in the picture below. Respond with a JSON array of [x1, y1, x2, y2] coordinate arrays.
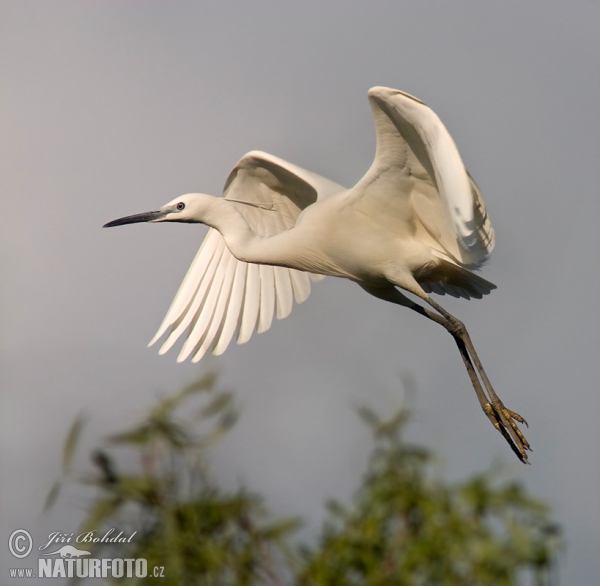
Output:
[[149, 150, 345, 362], [362, 87, 495, 271]]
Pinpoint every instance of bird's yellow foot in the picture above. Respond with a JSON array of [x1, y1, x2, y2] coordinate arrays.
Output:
[[483, 403, 531, 463]]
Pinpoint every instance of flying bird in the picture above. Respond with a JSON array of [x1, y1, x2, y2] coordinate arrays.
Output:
[[105, 87, 530, 462]]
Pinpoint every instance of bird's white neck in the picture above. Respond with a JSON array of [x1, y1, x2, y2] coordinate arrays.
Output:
[[198, 196, 290, 267]]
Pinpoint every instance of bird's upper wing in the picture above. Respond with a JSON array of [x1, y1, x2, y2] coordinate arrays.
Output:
[[149, 150, 345, 362], [361, 87, 494, 269]]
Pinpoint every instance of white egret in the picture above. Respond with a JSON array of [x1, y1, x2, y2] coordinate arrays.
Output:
[[105, 87, 530, 462]]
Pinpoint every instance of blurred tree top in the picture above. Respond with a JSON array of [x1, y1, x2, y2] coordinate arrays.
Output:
[[49, 372, 561, 585]]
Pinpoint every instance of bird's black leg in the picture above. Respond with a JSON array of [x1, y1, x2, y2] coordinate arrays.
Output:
[[360, 284, 530, 462], [419, 296, 531, 462], [450, 330, 528, 462]]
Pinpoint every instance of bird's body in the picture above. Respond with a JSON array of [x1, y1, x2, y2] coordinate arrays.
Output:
[[194, 185, 433, 281], [105, 87, 530, 462]]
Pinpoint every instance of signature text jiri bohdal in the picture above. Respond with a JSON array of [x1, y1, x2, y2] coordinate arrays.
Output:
[[39, 529, 137, 551]]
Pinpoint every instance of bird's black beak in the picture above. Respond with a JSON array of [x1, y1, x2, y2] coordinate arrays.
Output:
[[103, 210, 165, 228]]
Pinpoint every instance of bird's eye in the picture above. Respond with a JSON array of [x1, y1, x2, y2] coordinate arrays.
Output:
[[176, 202, 185, 211]]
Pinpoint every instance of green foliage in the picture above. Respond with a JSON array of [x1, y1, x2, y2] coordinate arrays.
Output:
[[299, 407, 561, 586], [50, 374, 561, 585], [50, 372, 297, 584]]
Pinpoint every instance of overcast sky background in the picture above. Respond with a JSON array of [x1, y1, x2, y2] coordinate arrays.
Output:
[[2, 2, 599, 583]]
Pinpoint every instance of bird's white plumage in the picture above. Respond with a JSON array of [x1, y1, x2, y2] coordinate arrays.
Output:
[[149, 151, 344, 362], [366, 87, 494, 268], [132, 88, 496, 360]]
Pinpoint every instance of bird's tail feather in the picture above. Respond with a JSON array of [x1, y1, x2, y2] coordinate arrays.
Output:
[[418, 260, 496, 300]]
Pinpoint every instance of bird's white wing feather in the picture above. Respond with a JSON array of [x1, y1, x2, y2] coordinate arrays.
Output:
[[149, 151, 344, 361], [237, 262, 260, 344], [364, 87, 494, 269]]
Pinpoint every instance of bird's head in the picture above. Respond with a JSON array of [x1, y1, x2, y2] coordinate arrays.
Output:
[[103, 193, 214, 228]]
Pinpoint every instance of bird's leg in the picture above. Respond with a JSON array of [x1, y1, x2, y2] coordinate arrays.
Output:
[[360, 285, 530, 461], [419, 296, 531, 462], [452, 333, 529, 462]]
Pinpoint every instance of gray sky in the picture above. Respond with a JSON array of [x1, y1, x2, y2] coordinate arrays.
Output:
[[2, 1, 599, 583]]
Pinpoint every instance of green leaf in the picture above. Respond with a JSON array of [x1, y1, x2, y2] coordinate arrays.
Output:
[[198, 392, 234, 419], [62, 412, 86, 472], [43, 480, 62, 512]]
